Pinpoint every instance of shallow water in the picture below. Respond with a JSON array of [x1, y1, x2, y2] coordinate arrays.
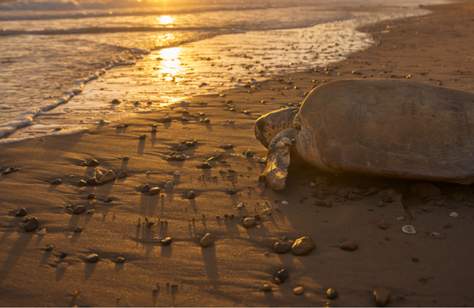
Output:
[[0, 0, 447, 141]]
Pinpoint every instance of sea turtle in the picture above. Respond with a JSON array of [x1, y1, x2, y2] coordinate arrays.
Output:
[[255, 79, 474, 190]]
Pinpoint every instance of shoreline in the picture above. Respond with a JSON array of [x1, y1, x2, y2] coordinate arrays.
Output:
[[0, 2, 435, 143], [1, 1, 474, 306]]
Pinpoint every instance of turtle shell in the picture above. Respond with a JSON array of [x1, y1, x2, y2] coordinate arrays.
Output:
[[294, 79, 474, 184]]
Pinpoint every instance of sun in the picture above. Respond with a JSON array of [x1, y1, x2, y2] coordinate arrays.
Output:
[[157, 15, 175, 25]]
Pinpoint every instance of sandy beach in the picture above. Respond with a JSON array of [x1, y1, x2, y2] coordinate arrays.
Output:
[[1, 1, 474, 306]]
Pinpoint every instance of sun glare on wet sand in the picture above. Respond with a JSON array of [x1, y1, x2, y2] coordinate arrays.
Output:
[[157, 15, 175, 25], [158, 47, 183, 82]]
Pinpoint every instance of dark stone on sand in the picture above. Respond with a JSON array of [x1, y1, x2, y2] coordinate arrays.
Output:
[[199, 232, 214, 248], [220, 144, 234, 150], [167, 153, 187, 161], [81, 158, 100, 167], [137, 184, 151, 193], [1, 167, 19, 175], [72, 205, 87, 215], [22, 216, 39, 232], [14, 208, 28, 217], [339, 241, 359, 252], [111, 99, 121, 105], [261, 284, 272, 292], [183, 190, 196, 200], [273, 268, 289, 284], [50, 178, 63, 185], [161, 237, 173, 246], [242, 150, 255, 158], [44, 244, 55, 252], [272, 240, 292, 254], [242, 217, 257, 228], [291, 236, 316, 256], [373, 288, 391, 307], [115, 256, 126, 264], [148, 187, 161, 195], [197, 162, 212, 169], [326, 288, 338, 299], [85, 253, 100, 263]]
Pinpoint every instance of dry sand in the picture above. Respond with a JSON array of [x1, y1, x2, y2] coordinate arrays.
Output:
[[1, 1, 474, 306]]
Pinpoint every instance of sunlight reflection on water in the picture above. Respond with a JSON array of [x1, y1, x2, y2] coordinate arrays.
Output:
[[158, 47, 183, 82]]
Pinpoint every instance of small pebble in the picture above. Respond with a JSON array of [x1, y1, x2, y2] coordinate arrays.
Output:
[[401, 224, 417, 235], [326, 288, 338, 299], [72, 205, 87, 215], [261, 284, 272, 292], [161, 237, 173, 246], [272, 240, 292, 254], [85, 253, 100, 263], [50, 178, 63, 185], [291, 236, 316, 255], [273, 268, 289, 284], [293, 286, 304, 295], [373, 288, 391, 307], [242, 217, 257, 228], [14, 208, 28, 217], [339, 241, 359, 252], [115, 256, 126, 264], [199, 233, 214, 248], [22, 216, 39, 232]]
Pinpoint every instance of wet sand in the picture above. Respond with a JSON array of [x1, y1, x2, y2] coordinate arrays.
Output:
[[1, 1, 474, 306]]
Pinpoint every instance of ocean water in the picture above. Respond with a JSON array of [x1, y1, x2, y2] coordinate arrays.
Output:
[[0, 0, 446, 142]]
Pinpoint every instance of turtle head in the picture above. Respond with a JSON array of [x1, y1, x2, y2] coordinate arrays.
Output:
[[255, 107, 298, 148]]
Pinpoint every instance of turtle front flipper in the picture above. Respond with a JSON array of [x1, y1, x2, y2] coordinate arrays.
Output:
[[261, 128, 297, 190]]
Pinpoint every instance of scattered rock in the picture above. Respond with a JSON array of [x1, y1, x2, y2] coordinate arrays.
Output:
[[272, 240, 292, 254], [373, 288, 391, 307], [111, 99, 121, 105], [22, 216, 39, 232], [261, 283, 272, 292], [220, 144, 234, 150], [273, 268, 289, 284], [183, 190, 196, 199], [293, 286, 304, 295], [148, 186, 161, 195], [72, 205, 87, 215], [14, 208, 28, 217], [161, 237, 173, 246], [197, 162, 212, 169], [242, 216, 257, 228], [44, 244, 55, 252], [339, 241, 359, 252], [81, 158, 100, 167], [291, 236, 316, 255], [449, 211, 459, 218], [326, 288, 338, 299], [1, 167, 19, 175], [85, 253, 100, 263], [50, 178, 63, 185], [401, 224, 417, 235], [114, 256, 126, 264], [95, 169, 116, 185], [199, 233, 214, 248]]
